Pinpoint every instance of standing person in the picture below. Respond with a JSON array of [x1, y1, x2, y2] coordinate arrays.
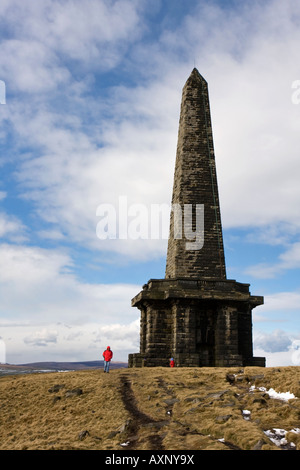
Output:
[[170, 357, 175, 368], [103, 346, 113, 373]]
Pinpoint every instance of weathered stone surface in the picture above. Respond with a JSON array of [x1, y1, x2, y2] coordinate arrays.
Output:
[[129, 69, 265, 368], [48, 384, 65, 393], [52, 396, 61, 404], [215, 414, 232, 423], [163, 398, 180, 406], [165, 68, 226, 280], [78, 430, 89, 440], [118, 419, 133, 434], [65, 388, 83, 397]]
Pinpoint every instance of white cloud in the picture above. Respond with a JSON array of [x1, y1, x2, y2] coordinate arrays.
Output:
[[94, 319, 140, 347], [291, 340, 300, 365], [1, 320, 139, 364], [0, 242, 140, 362], [2, 0, 299, 265], [254, 329, 292, 353], [0, 339, 5, 363], [279, 242, 300, 269], [262, 290, 300, 312], [0, 244, 72, 285], [0, 242, 139, 322], [246, 242, 300, 279], [24, 328, 58, 347], [0, 39, 70, 94], [37, 229, 65, 241], [253, 334, 300, 367], [7, 82, 177, 259], [0, 0, 144, 93], [253, 347, 293, 367], [0, 212, 27, 242]]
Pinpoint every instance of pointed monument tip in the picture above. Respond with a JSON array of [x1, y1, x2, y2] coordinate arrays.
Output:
[[186, 67, 207, 86]]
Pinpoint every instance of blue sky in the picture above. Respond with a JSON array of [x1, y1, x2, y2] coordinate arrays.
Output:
[[0, 0, 300, 366]]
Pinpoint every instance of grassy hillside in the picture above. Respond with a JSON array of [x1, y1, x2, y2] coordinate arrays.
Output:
[[0, 366, 299, 450]]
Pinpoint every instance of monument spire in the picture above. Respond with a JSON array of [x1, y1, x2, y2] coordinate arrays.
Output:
[[166, 68, 226, 279]]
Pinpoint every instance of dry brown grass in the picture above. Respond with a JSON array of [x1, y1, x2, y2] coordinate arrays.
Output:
[[0, 366, 299, 450]]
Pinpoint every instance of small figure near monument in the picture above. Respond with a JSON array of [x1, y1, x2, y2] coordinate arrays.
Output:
[[170, 358, 175, 368], [103, 346, 113, 373]]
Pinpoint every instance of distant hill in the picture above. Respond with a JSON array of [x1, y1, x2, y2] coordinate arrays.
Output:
[[0, 360, 128, 375], [19, 360, 128, 370]]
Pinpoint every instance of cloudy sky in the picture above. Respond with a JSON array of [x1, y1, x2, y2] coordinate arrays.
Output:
[[0, 0, 300, 366]]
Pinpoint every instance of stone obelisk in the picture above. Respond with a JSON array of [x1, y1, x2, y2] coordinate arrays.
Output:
[[165, 68, 226, 280], [128, 69, 265, 368]]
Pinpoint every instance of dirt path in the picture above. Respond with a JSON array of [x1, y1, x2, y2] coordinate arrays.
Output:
[[119, 374, 167, 450], [119, 373, 243, 451]]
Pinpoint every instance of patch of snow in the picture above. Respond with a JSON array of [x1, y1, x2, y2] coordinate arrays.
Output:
[[242, 410, 251, 420], [291, 428, 300, 434], [120, 441, 130, 447], [249, 385, 297, 402], [264, 428, 300, 449], [266, 388, 296, 401]]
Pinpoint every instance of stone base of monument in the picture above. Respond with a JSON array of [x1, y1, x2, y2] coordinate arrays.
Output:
[[128, 278, 265, 368]]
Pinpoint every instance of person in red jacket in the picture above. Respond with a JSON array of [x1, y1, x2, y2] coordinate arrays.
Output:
[[170, 357, 175, 368], [103, 346, 113, 373]]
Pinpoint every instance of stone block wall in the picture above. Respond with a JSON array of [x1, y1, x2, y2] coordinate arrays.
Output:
[[165, 68, 226, 280], [129, 279, 265, 368]]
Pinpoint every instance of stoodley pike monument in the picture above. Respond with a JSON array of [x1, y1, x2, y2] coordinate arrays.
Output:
[[128, 69, 265, 368]]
